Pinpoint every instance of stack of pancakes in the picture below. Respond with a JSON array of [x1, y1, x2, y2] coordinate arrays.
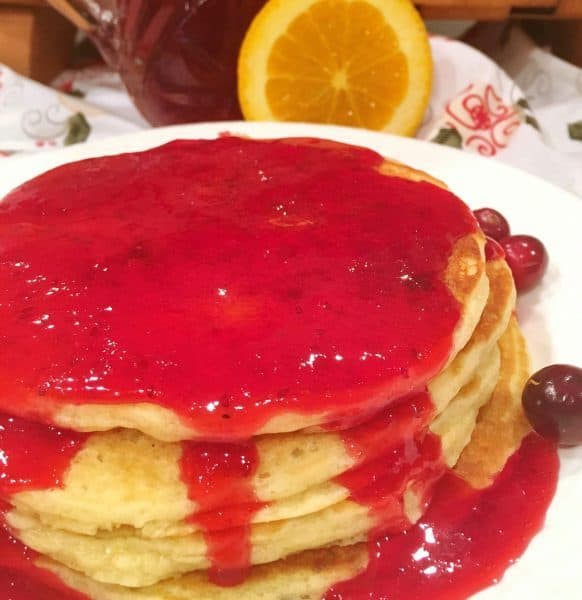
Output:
[[0, 137, 533, 599]]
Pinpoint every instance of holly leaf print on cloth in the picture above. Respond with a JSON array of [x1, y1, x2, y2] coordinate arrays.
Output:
[[515, 98, 540, 130], [431, 127, 462, 148], [66, 89, 86, 99], [524, 115, 540, 130], [64, 112, 91, 146], [59, 80, 86, 98], [568, 121, 582, 141]]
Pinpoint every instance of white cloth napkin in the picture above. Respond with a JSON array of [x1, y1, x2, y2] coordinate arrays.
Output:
[[1, 30, 581, 196]]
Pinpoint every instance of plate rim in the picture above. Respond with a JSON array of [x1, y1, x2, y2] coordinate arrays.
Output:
[[0, 121, 580, 209], [0, 120, 580, 600]]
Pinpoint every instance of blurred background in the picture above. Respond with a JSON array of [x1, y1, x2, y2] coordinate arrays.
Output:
[[0, 0, 580, 194]]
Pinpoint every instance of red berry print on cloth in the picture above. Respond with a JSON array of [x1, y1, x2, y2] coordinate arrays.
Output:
[[431, 83, 522, 156]]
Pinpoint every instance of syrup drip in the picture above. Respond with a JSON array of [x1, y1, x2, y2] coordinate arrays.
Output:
[[0, 137, 476, 437], [0, 414, 87, 497], [326, 433, 558, 599], [336, 431, 444, 535], [334, 392, 442, 534], [339, 391, 434, 463], [0, 416, 88, 597], [181, 440, 264, 585], [0, 518, 88, 600]]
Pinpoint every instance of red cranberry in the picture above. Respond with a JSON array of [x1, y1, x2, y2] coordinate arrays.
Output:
[[474, 208, 510, 240], [522, 364, 582, 446], [500, 234, 548, 292]]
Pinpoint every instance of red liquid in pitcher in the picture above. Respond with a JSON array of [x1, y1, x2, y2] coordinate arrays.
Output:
[[100, 0, 266, 125]]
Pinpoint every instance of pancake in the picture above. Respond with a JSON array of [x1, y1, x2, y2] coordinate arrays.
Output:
[[3, 257, 514, 588], [428, 256, 515, 413], [6, 348, 500, 587], [455, 315, 532, 488], [4, 256, 512, 543], [12, 317, 532, 599], [0, 136, 487, 442], [38, 545, 369, 600]]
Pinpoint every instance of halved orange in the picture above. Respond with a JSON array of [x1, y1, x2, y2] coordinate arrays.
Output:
[[238, 0, 432, 136]]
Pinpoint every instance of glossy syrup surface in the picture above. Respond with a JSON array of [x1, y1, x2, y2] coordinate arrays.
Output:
[[0, 137, 477, 438], [181, 440, 263, 586], [0, 416, 88, 597], [337, 430, 443, 535], [338, 391, 434, 460], [0, 414, 87, 497], [326, 433, 558, 599], [336, 391, 442, 532], [0, 526, 88, 600]]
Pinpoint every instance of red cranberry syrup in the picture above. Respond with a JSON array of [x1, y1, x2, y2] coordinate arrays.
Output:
[[0, 414, 87, 497], [0, 526, 89, 600], [338, 391, 434, 461], [0, 416, 89, 599], [336, 391, 444, 532], [0, 137, 477, 438], [181, 440, 264, 586], [336, 431, 444, 535], [326, 434, 558, 600], [111, 0, 267, 125]]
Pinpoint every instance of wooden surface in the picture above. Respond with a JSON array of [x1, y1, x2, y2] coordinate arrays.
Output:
[[418, 0, 582, 18], [525, 18, 582, 65], [0, 0, 45, 5], [0, 1, 580, 81], [0, 5, 76, 82]]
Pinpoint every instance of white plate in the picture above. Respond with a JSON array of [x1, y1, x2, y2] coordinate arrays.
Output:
[[0, 122, 580, 599]]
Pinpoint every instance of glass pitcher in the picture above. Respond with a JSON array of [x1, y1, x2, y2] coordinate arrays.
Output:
[[59, 0, 266, 125]]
